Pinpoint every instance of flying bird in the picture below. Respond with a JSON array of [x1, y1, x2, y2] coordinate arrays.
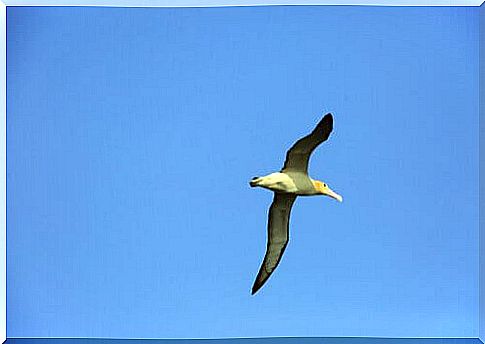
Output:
[[249, 113, 342, 295]]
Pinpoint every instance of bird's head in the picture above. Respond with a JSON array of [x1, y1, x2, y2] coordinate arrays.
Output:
[[312, 180, 343, 202]]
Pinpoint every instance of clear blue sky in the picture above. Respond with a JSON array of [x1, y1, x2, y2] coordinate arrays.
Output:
[[7, 5, 479, 339]]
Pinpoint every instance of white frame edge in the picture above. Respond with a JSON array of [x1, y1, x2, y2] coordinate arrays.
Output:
[[2, 0, 484, 6], [0, 0, 5, 343]]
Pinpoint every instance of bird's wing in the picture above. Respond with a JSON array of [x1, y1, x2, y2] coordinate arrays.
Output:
[[281, 113, 333, 173], [252, 193, 297, 295]]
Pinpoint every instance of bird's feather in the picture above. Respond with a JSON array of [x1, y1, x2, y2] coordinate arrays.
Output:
[[282, 113, 333, 173], [251, 193, 297, 295]]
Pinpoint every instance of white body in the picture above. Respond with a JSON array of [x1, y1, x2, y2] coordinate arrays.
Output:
[[250, 172, 299, 193]]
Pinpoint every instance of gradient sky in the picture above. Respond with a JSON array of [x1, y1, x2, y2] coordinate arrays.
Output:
[[7, 5, 479, 339]]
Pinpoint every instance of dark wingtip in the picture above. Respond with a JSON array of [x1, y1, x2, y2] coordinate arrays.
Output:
[[251, 280, 262, 295], [322, 112, 334, 131]]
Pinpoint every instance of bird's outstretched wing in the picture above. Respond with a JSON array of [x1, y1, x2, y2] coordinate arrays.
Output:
[[252, 193, 297, 295], [281, 113, 333, 173]]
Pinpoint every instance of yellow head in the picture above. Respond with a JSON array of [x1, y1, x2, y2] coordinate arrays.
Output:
[[312, 180, 343, 202]]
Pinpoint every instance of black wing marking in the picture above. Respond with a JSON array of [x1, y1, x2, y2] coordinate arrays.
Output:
[[251, 193, 297, 295], [281, 113, 333, 173]]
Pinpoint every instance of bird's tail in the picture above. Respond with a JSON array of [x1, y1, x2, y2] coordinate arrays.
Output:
[[249, 176, 261, 187]]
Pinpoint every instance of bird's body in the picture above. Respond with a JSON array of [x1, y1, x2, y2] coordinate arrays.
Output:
[[249, 113, 342, 295], [251, 172, 326, 196]]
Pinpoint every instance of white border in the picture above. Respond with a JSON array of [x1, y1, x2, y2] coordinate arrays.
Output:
[[1, 1, 5, 342], [2, 0, 484, 6]]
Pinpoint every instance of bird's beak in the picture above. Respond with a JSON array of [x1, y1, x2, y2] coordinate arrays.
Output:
[[325, 188, 343, 202]]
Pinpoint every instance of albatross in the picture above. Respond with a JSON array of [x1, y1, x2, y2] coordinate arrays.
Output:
[[249, 113, 342, 295]]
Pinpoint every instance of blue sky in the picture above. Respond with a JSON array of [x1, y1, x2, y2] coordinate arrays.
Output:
[[7, 5, 479, 338]]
